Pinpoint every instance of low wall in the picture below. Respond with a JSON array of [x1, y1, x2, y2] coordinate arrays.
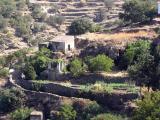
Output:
[[18, 80, 138, 110]]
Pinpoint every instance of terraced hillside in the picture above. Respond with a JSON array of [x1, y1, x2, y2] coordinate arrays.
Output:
[[29, 0, 124, 27]]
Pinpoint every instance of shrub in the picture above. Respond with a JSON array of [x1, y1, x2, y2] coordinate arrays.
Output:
[[69, 58, 86, 77], [0, 68, 9, 78], [47, 15, 65, 28], [23, 64, 36, 80], [10, 107, 32, 120], [132, 92, 160, 120], [0, 0, 16, 18], [91, 113, 123, 120], [48, 4, 59, 14], [0, 88, 25, 113], [86, 54, 114, 72], [104, 0, 115, 10], [119, 0, 157, 24], [94, 9, 106, 22], [58, 104, 77, 120], [0, 16, 8, 30], [32, 23, 46, 33]]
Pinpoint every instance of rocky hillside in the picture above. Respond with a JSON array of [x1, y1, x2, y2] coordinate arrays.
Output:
[[0, 0, 125, 56], [29, 0, 124, 27]]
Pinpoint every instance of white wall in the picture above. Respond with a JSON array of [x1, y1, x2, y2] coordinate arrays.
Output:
[[64, 40, 75, 53], [158, 2, 160, 14]]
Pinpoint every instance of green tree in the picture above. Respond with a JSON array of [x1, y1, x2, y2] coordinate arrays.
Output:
[[132, 92, 160, 120], [87, 54, 114, 72], [0, 88, 25, 113], [128, 52, 155, 91], [70, 58, 86, 77], [68, 18, 93, 35], [31, 5, 46, 22], [119, 0, 157, 24], [23, 64, 36, 80], [119, 40, 151, 70], [59, 104, 77, 120], [10, 107, 33, 120]]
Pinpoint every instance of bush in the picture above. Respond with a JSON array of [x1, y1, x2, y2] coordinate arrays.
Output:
[[58, 104, 77, 120], [23, 64, 36, 80], [73, 101, 102, 120], [86, 54, 114, 72], [119, 0, 157, 24], [10, 107, 32, 120], [91, 113, 123, 120], [69, 58, 86, 77], [0, 88, 25, 113], [47, 15, 65, 28], [0, 0, 16, 18], [94, 9, 106, 22], [0, 68, 9, 78], [68, 18, 93, 35], [32, 23, 46, 33], [0, 16, 8, 30], [104, 0, 115, 10], [132, 92, 160, 120]]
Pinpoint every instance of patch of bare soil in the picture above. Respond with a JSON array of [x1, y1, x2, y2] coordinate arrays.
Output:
[[0, 79, 7, 87]]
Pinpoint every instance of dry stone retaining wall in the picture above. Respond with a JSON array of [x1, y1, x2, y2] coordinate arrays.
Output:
[[18, 80, 138, 110]]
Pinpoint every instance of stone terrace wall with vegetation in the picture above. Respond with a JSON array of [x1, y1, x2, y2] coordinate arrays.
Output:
[[18, 80, 138, 110]]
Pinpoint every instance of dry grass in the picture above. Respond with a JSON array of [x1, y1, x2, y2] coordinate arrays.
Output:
[[82, 31, 157, 41]]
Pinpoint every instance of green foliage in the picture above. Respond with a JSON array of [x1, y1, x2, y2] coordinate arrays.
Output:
[[31, 4, 46, 22], [23, 64, 36, 80], [73, 101, 102, 120], [32, 55, 51, 75], [0, 88, 25, 113], [119, 40, 151, 69], [119, 0, 157, 24], [10, 15, 32, 38], [0, 0, 16, 18], [132, 92, 160, 120], [68, 18, 93, 35], [0, 68, 9, 78], [16, 0, 26, 11], [91, 113, 123, 120], [47, 15, 65, 28], [104, 0, 115, 10], [128, 51, 155, 88], [58, 104, 77, 120], [29, 48, 52, 75], [0, 16, 8, 30], [69, 58, 86, 77], [10, 107, 32, 120], [31, 82, 44, 92], [32, 23, 46, 33], [86, 54, 114, 72], [81, 82, 137, 93]]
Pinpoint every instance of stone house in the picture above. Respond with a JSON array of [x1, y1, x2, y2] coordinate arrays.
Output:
[[39, 35, 75, 54], [39, 35, 75, 80]]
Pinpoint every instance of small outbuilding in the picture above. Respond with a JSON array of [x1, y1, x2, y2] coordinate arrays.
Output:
[[48, 35, 75, 53]]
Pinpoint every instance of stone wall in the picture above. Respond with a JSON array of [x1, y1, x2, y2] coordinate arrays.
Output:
[[18, 80, 138, 111]]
